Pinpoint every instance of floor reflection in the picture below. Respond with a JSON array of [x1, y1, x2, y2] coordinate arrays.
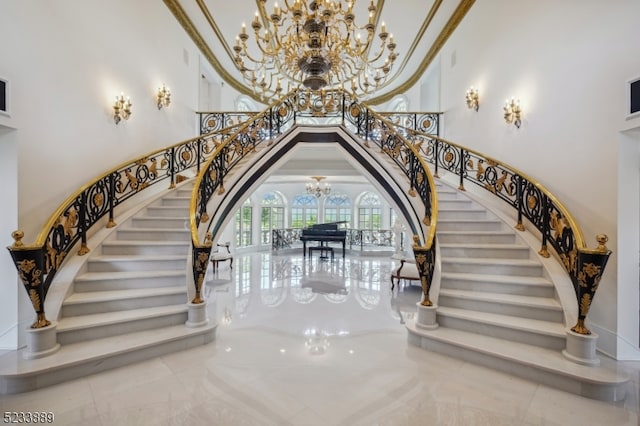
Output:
[[205, 251, 422, 339]]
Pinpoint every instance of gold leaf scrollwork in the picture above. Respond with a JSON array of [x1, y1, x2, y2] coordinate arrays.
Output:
[[181, 151, 191, 162], [579, 293, 592, 316], [93, 193, 104, 208], [495, 171, 507, 193], [207, 119, 216, 128], [350, 105, 361, 117], [63, 209, 78, 237], [527, 195, 537, 210], [161, 158, 168, 168], [17, 259, 36, 274], [415, 254, 426, 265], [149, 159, 158, 176], [278, 106, 287, 117], [416, 172, 424, 185], [29, 289, 41, 311], [476, 160, 485, 179], [583, 262, 601, 278], [421, 119, 431, 129], [444, 152, 454, 163], [550, 211, 566, 240], [209, 170, 217, 181]]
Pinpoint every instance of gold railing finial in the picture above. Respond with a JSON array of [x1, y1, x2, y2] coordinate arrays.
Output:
[[11, 230, 24, 248], [596, 234, 609, 252]]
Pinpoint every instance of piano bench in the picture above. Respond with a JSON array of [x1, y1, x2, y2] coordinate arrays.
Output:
[[309, 246, 334, 261]]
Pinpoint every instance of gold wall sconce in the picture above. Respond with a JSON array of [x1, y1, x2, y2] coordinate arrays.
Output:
[[503, 97, 521, 128], [465, 86, 479, 111], [156, 84, 171, 109], [113, 94, 132, 124]]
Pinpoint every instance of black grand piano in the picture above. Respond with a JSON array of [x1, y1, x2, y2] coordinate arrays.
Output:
[[300, 221, 347, 259]]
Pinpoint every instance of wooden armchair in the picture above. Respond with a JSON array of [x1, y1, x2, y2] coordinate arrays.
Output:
[[211, 242, 233, 272], [390, 259, 420, 290]]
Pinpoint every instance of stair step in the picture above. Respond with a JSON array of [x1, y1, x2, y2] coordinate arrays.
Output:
[[74, 270, 186, 292], [87, 254, 187, 272], [157, 196, 191, 207], [438, 289, 563, 322], [145, 206, 189, 217], [439, 243, 531, 259], [437, 218, 504, 231], [440, 272, 555, 297], [0, 324, 216, 394], [57, 305, 188, 345], [62, 286, 186, 317], [441, 257, 543, 276], [437, 230, 516, 244], [101, 240, 189, 256], [436, 306, 566, 350], [406, 322, 628, 402], [116, 227, 190, 241], [131, 216, 190, 229], [437, 208, 488, 220]]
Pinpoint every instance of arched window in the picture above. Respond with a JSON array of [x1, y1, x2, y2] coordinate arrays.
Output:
[[261, 192, 285, 245], [235, 198, 253, 247], [291, 194, 318, 228], [358, 192, 382, 230], [324, 194, 351, 225]]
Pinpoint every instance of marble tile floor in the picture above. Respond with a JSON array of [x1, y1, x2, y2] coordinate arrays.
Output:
[[1, 251, 639, 425]]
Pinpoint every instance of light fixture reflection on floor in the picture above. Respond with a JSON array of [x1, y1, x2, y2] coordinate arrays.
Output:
[[306, 176, 331, 197], [233, 0, 399, 101], [304, 328, 330, 355]]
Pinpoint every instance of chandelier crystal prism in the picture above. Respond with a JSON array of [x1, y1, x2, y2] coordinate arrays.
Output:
[[233, 0, 398, 101]]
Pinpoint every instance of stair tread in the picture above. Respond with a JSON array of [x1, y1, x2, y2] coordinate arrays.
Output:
[[102, 240, 189, 246], [437, 230, 514, 234], [0, 324, 216, 376], [436, 306, 565, 335], [89, 254, 187, 262], [75, 270, 185, 281], [441, 257, 541, 266], [133, 216, 189, 220], [117, 227, 189, 232], [439, 289, 562, 309], [441, 271, 552, 286], [406, 322, 628, 384], [439, 242, 528, 249], [57, 304, 188, 331], [64, 286, 186, 304]]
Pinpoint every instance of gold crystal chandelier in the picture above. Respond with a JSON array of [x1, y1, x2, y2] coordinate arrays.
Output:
[[233, 0, 398, 101]]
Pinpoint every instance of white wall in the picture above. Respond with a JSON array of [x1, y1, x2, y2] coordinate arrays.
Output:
[[423, 0, 640, 358], [0, 0, 210, 347]]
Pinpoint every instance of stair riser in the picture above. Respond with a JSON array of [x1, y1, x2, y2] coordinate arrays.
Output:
[[436, 314, 565, 350], [62, 293, 187, 317], [441, 277, 555, 298], [159, 198, 190, 207], [407, 331, 627, 403], [438, 210, 488, 220], [176, 189, 193, 198], [57, 311, 188, 345], [87, 258, 187, 273], [131, 217, 190, 229], [437, 192, 464, 200], [441, 261, 542, 277], [438, 295, 564, 322], [116, 229, 190, 241], [437, 199, 474, 208], [437, 221, 504, 231], [101, 243, 189, 256], [437, 233, 516, 244], [145, 207, 188, 217], [440, 246, 530, 259], [74, 274, 184, 292]]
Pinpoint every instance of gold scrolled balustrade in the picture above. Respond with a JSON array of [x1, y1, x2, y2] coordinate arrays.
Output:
[[391, 128, 611, 335], [6, 123, 245, 328]]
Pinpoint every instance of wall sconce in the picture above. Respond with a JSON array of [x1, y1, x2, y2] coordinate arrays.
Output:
[[503, 97, 521, 128], [465, 86, 479, 111], [156, 84, 171, 109], [113, 94, 132, 124]]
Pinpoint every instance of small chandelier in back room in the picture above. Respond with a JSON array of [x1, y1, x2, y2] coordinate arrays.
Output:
[[306, 176, 331, 197], [233, 0, 399, 102]]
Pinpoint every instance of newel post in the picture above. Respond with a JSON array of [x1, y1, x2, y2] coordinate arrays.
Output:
[[7, 231, 60, 358], [562, 234, 612, 366], [187, 233, 213, 328], [413, 235, 439, 329]]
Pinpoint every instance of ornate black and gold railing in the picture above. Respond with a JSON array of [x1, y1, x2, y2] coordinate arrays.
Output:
[[378, 111, 441, 136], [399, 129, 611, 334], [6, 123, 245, 328], [343, 104, 439, 306], [190, 90, 439, 306]]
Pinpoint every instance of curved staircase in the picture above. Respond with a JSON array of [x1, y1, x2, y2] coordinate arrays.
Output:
[[0, 181, 216, 394], [406, 180, 628, 401]]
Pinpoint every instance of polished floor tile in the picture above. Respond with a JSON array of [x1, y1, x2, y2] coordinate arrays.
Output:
[[1, 251, 639, 425]]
